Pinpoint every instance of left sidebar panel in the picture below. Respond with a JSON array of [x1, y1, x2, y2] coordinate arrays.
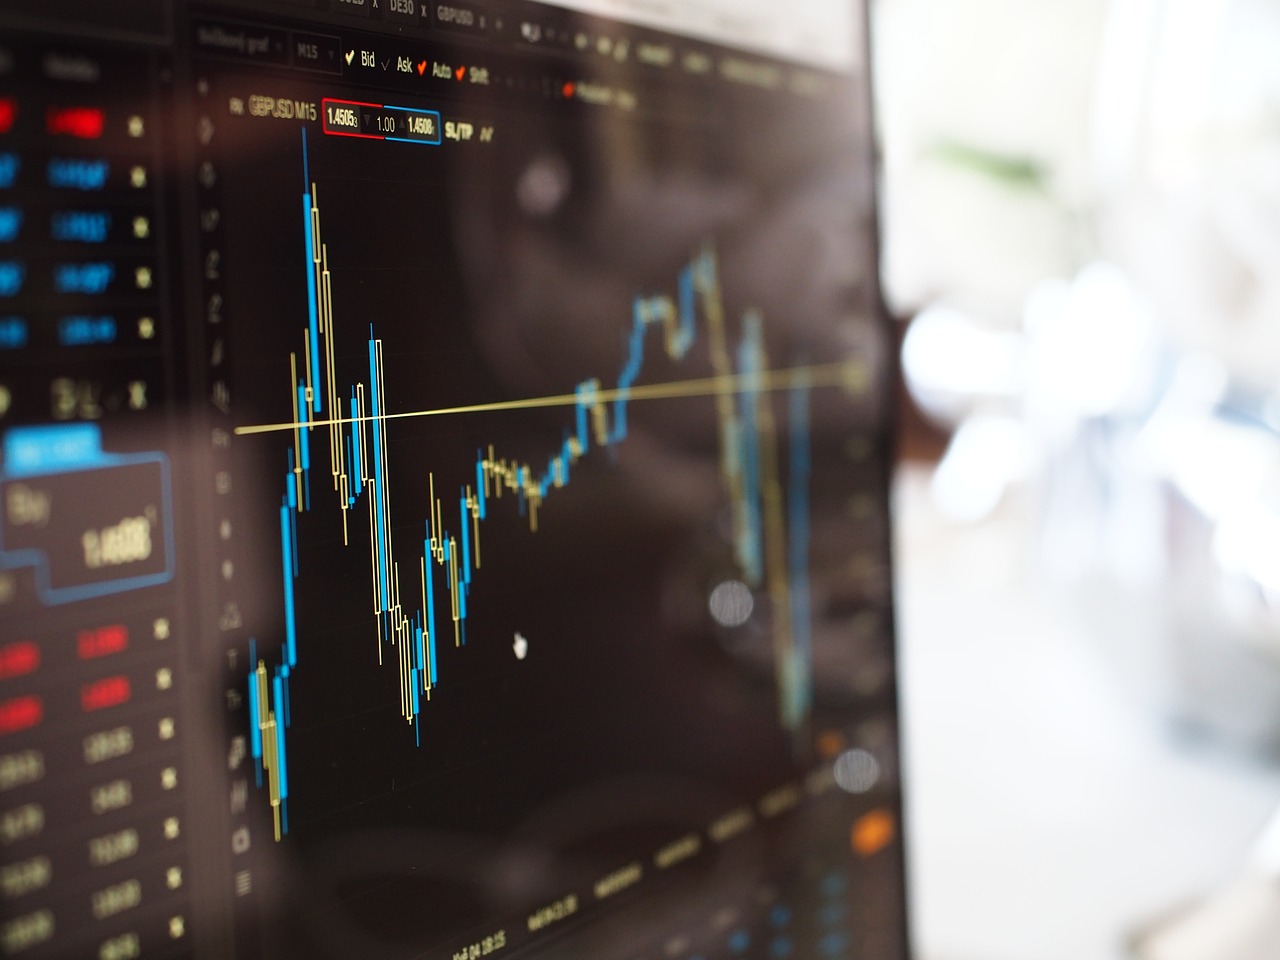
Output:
[[0, 31, 210, 960]]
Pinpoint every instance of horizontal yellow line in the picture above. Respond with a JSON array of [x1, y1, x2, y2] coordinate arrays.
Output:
[[233, 359, 867, 437]]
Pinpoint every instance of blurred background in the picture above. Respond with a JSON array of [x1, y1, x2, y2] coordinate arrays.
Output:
[[871, 0, 1280, 958]]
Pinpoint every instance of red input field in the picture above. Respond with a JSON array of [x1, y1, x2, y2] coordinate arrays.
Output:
[[0, 696, 43, 736], [46, 105, 104, 139], [78, 624, 129, 660], [0, 641, 39, 680], [81, 675, 131, 713]]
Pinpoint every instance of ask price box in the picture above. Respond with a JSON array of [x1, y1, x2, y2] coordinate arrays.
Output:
[[1, 425, 173, 605]]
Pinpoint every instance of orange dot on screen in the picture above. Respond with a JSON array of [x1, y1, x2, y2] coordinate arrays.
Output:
[[851, 808, 895, 858], [816, 729, 845, 759]]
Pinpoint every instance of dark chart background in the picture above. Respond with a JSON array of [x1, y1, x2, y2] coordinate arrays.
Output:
[[201, 26, 903, 960]]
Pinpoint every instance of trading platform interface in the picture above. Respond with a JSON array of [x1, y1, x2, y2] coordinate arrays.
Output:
[[0, 1, 904, 957]]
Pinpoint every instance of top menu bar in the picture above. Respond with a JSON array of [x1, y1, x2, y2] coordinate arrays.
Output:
[[0, 0, 862, 75], [220, 0, 863, 73], [527, 0, 860, 72]]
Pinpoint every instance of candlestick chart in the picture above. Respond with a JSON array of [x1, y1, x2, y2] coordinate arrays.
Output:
[[239, 134, 851, 841]]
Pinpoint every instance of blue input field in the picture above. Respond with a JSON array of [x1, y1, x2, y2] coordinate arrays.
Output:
[[0, 262, 24, 297], [0, 316, 26, 349], [55, 261, 114, 294], [52, 211, 111, 243], [382, 104, 443, 145], [0, 208, 21, 242], [59, 315, 117, 345], [47, 158, 109, 191]]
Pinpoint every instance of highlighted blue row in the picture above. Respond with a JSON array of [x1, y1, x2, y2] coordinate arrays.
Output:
[[3, 422, 104, 475]]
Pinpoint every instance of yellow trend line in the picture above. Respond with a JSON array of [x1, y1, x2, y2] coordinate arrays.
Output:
[[233, 358, 868, 437]]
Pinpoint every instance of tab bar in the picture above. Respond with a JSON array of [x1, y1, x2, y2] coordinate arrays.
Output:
[[385, 0, 420, 24], [433, 1, 490, 34], [333, 0, 371, 17]]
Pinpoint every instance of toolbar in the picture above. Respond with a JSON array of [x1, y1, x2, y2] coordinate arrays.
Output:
[[190, 11, 835, 108]]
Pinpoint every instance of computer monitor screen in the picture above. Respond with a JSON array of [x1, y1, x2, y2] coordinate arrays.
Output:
[[0, 1, 903, 957]]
